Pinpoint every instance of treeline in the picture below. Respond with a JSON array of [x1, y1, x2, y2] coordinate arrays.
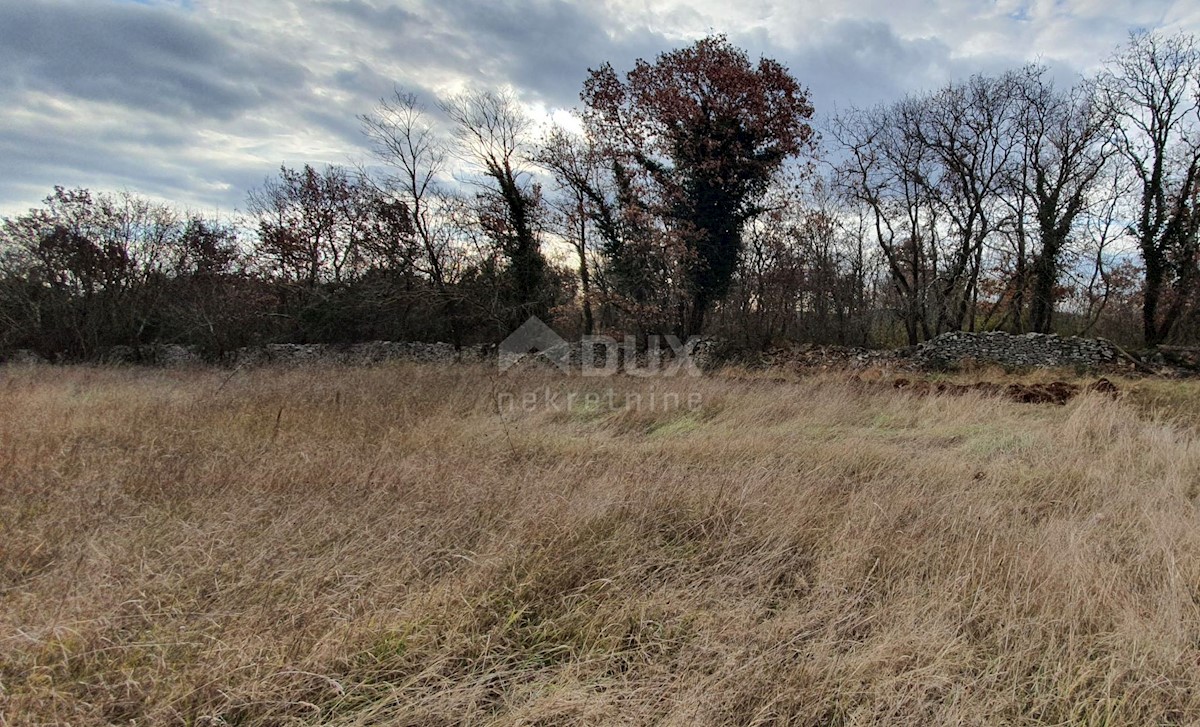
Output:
[[832, 32, 1200, 347], [1, 32, 1198, 361]]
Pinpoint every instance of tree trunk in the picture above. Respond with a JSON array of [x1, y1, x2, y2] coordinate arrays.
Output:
[[577, 200, 594, 336], [1143, 251, 1166, 346], [1028, 231, 1064, 334], [1027, 253, 1056, 334]]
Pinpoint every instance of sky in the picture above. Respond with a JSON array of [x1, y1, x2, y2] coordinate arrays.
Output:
[[2, 0, 1198, 217]]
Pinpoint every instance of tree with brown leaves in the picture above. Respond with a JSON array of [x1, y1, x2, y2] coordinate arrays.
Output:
[[582, 35, 816, 337]]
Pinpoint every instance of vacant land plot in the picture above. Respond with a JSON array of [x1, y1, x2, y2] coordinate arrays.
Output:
[[3, 363, 1200, 725]]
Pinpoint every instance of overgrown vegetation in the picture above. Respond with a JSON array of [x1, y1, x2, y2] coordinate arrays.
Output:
[[3, 363, 1200, 724]]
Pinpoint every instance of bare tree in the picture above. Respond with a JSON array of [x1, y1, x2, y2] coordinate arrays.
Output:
[[1005, 66, 1116, 332], [837, 72, 1027, 341], [537, 124, 678, 340], [833, 99, 943, 344], [913, 73, 1022, 334], [537, 126, 605, 335], [1099, 31, 1200, 345], [360, 89, 465, 344], [441, 89, 550, 331], [1065, 165, 1137, 339]]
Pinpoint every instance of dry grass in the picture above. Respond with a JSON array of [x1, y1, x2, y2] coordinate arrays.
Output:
[[3, 363, 1200, 725]]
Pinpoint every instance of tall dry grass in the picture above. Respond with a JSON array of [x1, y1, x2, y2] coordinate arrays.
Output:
[[2, 363, 1200, 725]]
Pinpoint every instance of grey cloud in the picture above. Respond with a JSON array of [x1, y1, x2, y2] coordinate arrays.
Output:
[[771, 15, 1104, 124], [1, 0, 1194, 216], [328, 62, 444, 120], [0, 0, 309, 120], [332, 63, 399, 99], [436, 0, 669, 103], [327, 0, 675, 107], [772, 19, 967, 113], [0, 98, 266, 215], [299, 106, 371, 147], [322, 0, 418, 27], [350, 1, 964, 116]]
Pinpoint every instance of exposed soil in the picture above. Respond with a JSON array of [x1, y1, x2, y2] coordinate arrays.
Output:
[[888, 377, 1121, 405]]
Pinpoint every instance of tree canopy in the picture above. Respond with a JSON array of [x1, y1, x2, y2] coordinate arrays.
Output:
[[582, 36, 817, 336]]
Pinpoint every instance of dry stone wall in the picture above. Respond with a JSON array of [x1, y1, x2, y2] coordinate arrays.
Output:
[[224, 341, 492, 367], [910, 331, 1121, 369], [0, 331, 1138, 372]]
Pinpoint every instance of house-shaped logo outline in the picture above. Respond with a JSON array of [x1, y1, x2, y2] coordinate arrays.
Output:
[[498, 316, 570, 372]]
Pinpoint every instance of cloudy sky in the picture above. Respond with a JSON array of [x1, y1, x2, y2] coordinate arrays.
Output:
[[2, 0, 1198, 216]]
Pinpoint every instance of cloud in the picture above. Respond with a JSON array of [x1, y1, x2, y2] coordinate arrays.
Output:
[[0, 0, 1197, 216], [318, 0, 675, 104], [768, 19, 957, 112], [0, 0, 308, 120]]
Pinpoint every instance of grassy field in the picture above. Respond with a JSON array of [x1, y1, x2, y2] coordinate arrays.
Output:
[[3, 363, 1200, 725]]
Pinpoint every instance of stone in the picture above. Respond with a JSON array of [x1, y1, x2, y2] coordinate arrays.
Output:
[[910, 331, 1121, 371], [3, 349, 46, 365]]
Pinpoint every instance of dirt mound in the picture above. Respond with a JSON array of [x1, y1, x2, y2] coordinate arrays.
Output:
[[891, 377, 1120, 405], [1086, 378, 1121, 395]]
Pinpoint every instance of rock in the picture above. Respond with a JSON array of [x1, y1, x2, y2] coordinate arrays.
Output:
[[224, 341, 495, 368], [100, 345, 137, 364], [149, 344, 202, 367], [3, 349, 46, 365], [910, 331, 1121, 371], [690, 332, 1129, 374]]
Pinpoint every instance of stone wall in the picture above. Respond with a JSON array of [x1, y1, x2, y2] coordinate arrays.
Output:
[[0, 332, 1134, 372], [0, 342, 493, 367], [224, 341, 492, 367], [909, 331, 1122, 370]]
